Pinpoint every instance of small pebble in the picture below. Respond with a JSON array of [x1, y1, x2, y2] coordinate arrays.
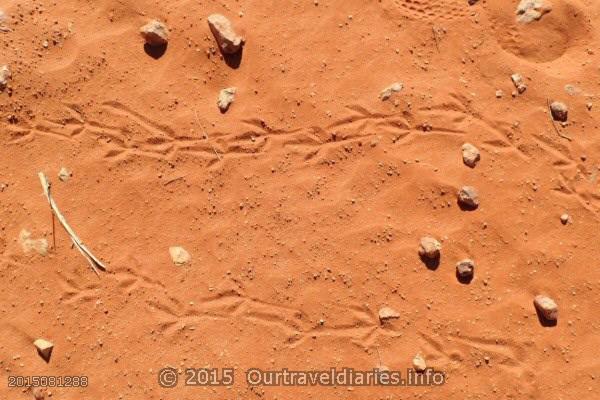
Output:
[[418, 237, 441, 260], [378, 307, 400, 323], [169, 246, 191, 266], [550, 101, 568, 122], [456, 259, 475, 281], [207, 14, 244, 54], [457, 186, 479, 209], [140, 20, 169, 46], [511, 73, 527, 94], [461, 143, 480, 168], [533, 295, 558, 321], [560, 214, 569, 225], [412, 354, 427, 372], [33, 339, 54, 362], [379, 82, 403, 101], [217, 87, 236, 112], [0, 65, 11, 90], [58, 167, 72, 182]]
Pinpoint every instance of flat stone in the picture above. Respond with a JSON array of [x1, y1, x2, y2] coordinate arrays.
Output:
[[516, 0, 552, 23], [207, 14, 244, 54], [457, 186, 479, 209], [550, 101, 568, 122], [140, 20, 169, 46], [534, 295, 558, 321], [378, 307, 400, 323], [19, 229, 48, 256], [412, 354, 427, 372], [461, 143, 480, 168], [379, 82, 403, 101], [217, 87, 236, 112], [33, 339, 54, 362], [418, 237, 441, 260], [169, 246, 191, 266]]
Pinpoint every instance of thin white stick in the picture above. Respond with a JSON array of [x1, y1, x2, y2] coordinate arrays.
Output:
[[38, 172, 106, 274]]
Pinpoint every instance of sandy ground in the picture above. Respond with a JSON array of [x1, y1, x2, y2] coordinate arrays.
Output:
[[1, 0, 600, 399]]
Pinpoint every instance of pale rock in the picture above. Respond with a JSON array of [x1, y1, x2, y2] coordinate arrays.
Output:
[[32, 387, 47, 400], [217, 87, 236, 112], [418, 237, 441, 260], [511, 73, 527, 94], [457, 186, 479, 209], [0, 9, 9, 32], [550, 101, 568, 122], [560, 214, 569, 225], [378, 307, 400, 323], [534, 295, 558, 321], [461, 143, 480, 168], [207, 14, 244, 54], [33, 339, 54, 362], [516, 0, 552, 23], [412, 354, 427, 372], [19, 229, 48, 256], [0, 65, 11, 90], [379, 82, 403, 101], [140, 20, 169, 46], [456, 259, 475, 281], [169, 246, 191, 266], [58, 167, 72, 182]]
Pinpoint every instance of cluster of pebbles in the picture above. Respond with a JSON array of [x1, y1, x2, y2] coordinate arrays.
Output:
[[139, 14, 244, 113], [416, 142, 559, 326]]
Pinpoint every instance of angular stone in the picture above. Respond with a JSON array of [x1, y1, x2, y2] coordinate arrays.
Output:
[[456, 259, 475, 281], [516, 0, 552, 23], [418, 237, 441, 260], [378, 307, 400, 323], [0, 65, 11, 90], [457, 186, 479, 209], [140, 20, 169, 46], [33, 339, 54, 362], [217, 87, 236, 112], [560, 214, 569, 225], [550, 101, 568, 122], [412, 354, 427, 372], [511, 73, 527, 94], [534, 295, 558, 321], [207, 14, 244, 54], [379, 82, 403, 101], [169, 246, 191, 266], [461, 143, 480, 168]]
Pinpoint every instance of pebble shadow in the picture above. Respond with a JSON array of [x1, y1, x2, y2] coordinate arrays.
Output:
[[456, 271, 473, 284], [420, 254, 440, 270], [222, 47, 243, 69], [457, 200, 478, 212], [144, 43, 168, 59]]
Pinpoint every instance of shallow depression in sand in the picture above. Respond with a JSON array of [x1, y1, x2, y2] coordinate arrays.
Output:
[[484, 0, 591, 63]]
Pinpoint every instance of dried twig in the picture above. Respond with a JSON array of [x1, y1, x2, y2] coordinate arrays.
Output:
[[38, 173, 107, 275], [432, 26, 440, 53], [193, 109, 222, 160], [546, 99, 572, 141]]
